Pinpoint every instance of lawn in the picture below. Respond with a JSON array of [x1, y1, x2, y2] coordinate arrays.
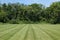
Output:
[[0, 24, 60, 40]]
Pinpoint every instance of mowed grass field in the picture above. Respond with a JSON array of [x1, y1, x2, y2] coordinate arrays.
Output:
[[0, 24, 60, 40]]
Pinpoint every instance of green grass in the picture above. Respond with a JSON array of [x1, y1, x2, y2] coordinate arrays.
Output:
[[0, 24, 60, 40]]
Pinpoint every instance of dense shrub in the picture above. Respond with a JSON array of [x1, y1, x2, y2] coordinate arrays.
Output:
[[9, 19, 19, 24]]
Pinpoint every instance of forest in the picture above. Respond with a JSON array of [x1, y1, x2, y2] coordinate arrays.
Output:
[[0, 1, 60, 24]]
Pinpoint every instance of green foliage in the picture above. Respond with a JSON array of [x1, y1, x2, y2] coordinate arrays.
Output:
[[45, 1, 60, 24], [0, 10, 8, 23], [0, 2, 60, 24], [9, 19, 19, 24]]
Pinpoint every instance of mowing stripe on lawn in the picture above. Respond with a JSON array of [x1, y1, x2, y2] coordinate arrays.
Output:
[[0, 24, 60, 40], [37, 24, 60, 40], [8, 24, 28, 40], [0, 24, 26, 40], [0, 24, 25, 37], [23, 25, 29, 40], [0, 24, 20, 32], [33, 24, 53, 40], [23, 24, 35, 40]]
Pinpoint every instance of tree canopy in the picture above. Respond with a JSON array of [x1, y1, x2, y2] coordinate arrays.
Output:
[[0, 2, 60, 24]]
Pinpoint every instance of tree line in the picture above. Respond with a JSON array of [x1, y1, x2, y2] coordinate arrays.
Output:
[[0, 1, 60, 24]]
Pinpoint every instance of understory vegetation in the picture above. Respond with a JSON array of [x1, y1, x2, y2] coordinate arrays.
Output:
[[0, 1, 60, 24]]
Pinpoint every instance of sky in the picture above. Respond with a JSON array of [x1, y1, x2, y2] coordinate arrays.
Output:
[[0, 0, 60, 7]]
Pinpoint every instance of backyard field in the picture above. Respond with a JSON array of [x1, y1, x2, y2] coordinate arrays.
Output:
[[0, 24, 60, 40]]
